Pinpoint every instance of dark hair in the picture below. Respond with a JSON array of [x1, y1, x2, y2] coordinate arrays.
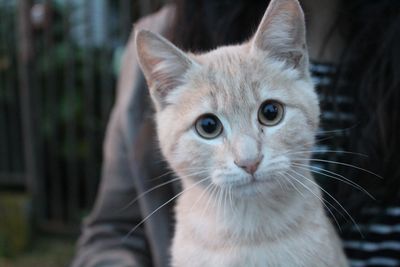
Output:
[[170, 0, 400, 233], [329, 0, 400, 229], [172, 0, 270, 52]]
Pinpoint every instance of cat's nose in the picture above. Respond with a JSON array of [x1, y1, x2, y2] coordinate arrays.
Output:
[[234, 155, 263, 175]]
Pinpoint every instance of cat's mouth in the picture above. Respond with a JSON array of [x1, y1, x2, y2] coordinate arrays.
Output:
[[211, 165, 289, 193], [221, 178, 276, 198], [229, 175, 275, 189], [215, 171, 286, 197]]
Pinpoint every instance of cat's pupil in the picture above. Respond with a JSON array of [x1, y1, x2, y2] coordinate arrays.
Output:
[[263, 104, 278, 120], [201, 117, 218, 133], [195, 114, 223, 139]]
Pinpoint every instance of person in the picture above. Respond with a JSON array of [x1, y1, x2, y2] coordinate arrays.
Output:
[[71, 0, 400, 266]]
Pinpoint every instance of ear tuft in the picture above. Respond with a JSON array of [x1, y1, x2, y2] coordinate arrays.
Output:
[[251, 0, 308, 73], [135, 29, 195, 109]]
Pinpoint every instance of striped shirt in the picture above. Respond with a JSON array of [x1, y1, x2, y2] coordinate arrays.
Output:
[[311, 62, 400, 267]]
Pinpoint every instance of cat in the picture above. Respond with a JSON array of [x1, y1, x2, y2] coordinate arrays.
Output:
[[135, 0, 348, 266]]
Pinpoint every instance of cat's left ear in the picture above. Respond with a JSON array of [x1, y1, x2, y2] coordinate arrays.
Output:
[[251, 0, 308, 74], [135, 30, 197, 110]]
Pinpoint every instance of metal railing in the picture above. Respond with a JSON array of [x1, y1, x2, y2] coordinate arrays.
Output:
[[0, 0, 164, 233]]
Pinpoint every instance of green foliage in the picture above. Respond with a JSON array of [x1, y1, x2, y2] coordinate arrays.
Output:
[[0, 193, 31, 257], [0, 235, 75, 267], [1, 0, 116, 221]]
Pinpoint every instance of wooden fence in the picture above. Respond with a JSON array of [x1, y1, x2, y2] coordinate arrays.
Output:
[[0, 0, 164, 233]]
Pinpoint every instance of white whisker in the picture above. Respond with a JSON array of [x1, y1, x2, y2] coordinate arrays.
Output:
[[228, 186, 236, 216], [118, 176, 182, 213], [289, 169, 363, 237], [123, 176, 211, 241], [285, 171, 343, 233], [189, 182, 214, 213], [201, 184, 218, 219], [223, 187, 229, 219], [283, 149, 368, 157], [147, 169, 176, 182], [291, 158, 383, 179], [315, 124, 359, 136], [119, 169, 211, 212], [291, 162, 375, 200]]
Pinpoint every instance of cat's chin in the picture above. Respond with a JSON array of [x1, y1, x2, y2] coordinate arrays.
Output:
[[224, 177, 280, 198]]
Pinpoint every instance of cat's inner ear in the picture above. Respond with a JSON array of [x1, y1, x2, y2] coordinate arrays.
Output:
[[251, 0, 308, 72], [135, 30, 196, 109]]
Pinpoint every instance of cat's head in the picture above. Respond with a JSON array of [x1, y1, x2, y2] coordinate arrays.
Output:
[[136, 0, 319, 197]]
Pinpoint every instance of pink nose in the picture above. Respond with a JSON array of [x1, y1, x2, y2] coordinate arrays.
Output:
[[234, 156, 263, 175]]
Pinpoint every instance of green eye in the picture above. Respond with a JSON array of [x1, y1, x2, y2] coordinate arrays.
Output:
[[258, 100, 285, 126], [195, 114, 223, 139]]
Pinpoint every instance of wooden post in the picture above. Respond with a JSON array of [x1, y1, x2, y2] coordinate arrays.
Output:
[[16, 0, 42, 222]]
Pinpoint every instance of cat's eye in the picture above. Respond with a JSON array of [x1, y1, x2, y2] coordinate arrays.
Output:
[[195, 114, 223, 139], [258, 100, 284, 126]]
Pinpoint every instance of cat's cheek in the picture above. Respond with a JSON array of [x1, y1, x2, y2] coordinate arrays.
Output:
[[275, 110, 315, 148], [170, 135, 220, 180]]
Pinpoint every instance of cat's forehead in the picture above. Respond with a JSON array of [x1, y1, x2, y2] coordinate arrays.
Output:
[[190, 46, 260, 112], [187, 45, 297, 114], [196, 45, 256, 84]]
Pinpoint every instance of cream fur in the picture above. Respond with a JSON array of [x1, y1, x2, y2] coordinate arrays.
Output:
[[135, 0, 349, 266]]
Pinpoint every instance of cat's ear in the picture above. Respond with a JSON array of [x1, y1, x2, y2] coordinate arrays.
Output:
[[251, 0, 308, 73], [135, 30, 196, 110]]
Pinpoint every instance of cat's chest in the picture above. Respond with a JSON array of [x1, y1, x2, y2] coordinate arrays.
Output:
[[172, 231, 333, 267], [171, 197, 345, 267]]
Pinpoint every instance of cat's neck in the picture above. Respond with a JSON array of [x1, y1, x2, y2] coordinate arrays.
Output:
[[175, 170, 324, 247]]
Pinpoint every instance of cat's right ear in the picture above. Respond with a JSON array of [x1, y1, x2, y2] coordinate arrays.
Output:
[[250, 0, 308, 74], [135, 29, 197, 110]]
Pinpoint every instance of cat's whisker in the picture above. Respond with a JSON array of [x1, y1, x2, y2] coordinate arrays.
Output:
[[118, 169, 212, 213], [175, 169, 213, 180], [280, 171, 294, 192], [284, 171, 343, 233], [281, 173, 306, 199], [275, 172, 288, 193], [314, 135, 337, 143], [228, 186, 236, 216], [177, 167, 214, 176], [189, 182, 214, 213], [279, 144, 365, 158], [281, 171, 344, 230], [223, 187, 229, 220], [282, 150, 368, 158], [147, 169, 176, 182], [278, 136, 345, 159], [214, 187, 221, 223], [276, 176, 285, 192], [299, 134, 338, 150], [152, 160, 168, 166], [291, 162, 375, 200], [215, 187, 221, 219], [149, 167, 213, 182], [200, 183, 218, 219], [288, 169, 364, 237], [291, 158, 383, 179], [122, 176, 211, 241], [117, 176, 182, 213], [217, 187, 224, 221], [315, 124, 359, 136]]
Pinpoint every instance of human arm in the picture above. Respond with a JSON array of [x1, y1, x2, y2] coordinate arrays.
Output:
[[71, 6, 176, 267]]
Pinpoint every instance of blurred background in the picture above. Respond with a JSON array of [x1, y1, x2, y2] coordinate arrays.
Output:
[[0, 0, 165, 266]]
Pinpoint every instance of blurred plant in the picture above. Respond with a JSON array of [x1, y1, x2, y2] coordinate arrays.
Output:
[[1, 0, 117, 223], [31, 1, 117, 218]]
